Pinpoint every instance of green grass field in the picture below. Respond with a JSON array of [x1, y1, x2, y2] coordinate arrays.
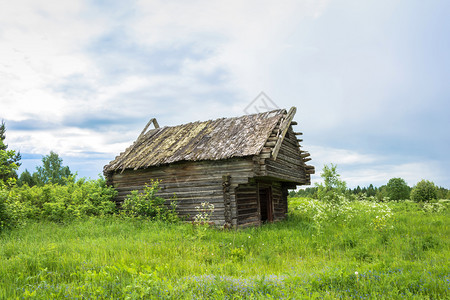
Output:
[[1, 198, 449, 299]]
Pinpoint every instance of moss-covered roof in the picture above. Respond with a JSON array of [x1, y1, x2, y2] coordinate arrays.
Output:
[[104, 109, 293, 173]]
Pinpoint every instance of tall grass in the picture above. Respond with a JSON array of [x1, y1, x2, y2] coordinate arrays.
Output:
[[0, 198, 448, 299]]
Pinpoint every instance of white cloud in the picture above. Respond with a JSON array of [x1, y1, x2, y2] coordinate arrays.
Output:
[[0, 0, 101, 121], [2, 0, 332, 159], [307, 145, 381, 166], [307, 144, 447, 188], [341, 161, 446, 188], [2, 0, 449, 186], [132, 0, 331, 100]]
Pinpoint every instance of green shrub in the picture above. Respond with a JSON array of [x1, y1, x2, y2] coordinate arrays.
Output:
[[411, 180, 437, 202], [230, 247, 247, 262], [0, 176, 117, 225], [385, 177, 410, 201], [122, 180, 178, 222], [315, 164, 347, 203], [0, 188, 12, 231]]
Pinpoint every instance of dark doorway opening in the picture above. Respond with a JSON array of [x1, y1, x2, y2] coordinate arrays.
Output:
[[259, 187, 273, 222]]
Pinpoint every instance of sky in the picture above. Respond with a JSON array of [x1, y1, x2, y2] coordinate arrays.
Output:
[[1, 0, 449, 188]]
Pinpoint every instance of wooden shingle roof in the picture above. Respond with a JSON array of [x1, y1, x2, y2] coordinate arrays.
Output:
[[104, 109, 293, 173]]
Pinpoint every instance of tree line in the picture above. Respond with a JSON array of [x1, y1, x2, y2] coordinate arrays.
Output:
[[291, 164, 450, 201], [1, 120, 449, 200], [0, 121, 72, 187]]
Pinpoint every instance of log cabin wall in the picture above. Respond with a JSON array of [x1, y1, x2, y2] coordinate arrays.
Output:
[[281, 183, 290, 218], [270, 181, 287, 221], [235, 181, 260, 227], [265, 126, 308, 184], [234, 179, 290, 226], [108, 157, 255, 227], [256, 181, 288, 222]]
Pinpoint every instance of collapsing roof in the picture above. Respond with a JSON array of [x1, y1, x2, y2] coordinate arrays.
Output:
[[104, 107, 314, 176]]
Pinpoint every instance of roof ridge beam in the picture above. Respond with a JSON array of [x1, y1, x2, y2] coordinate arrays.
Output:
[[138, 118, 160, 140]]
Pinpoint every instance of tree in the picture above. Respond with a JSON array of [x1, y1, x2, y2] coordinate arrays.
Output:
[[0, 120, 21, 183], [18, 169, 35, 186], [34, 151, 72, 185], [367, 184, 376, 197], [0, 121, 5, 150], [321, 164, 347, 191], [410, 180, 437, 202], [436, 187, 449, 199], [385, 178, 410, 201], [315, 164, 347, 202], [361, 186, 367, 194], [295, 187, 318, 197]]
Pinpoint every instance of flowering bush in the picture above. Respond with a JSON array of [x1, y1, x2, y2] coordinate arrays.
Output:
[[292, 197, 394, 234], [422, 202, 446, 213], [192, 201, 215, 240], [193, 201, 215, 226]]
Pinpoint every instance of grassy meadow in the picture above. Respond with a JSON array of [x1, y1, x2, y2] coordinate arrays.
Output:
[[0, 197, 449, 299]]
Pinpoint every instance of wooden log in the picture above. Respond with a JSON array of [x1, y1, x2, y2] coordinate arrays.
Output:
[[282, 132, 303, 149], [277, 143, 302, 158], [294, 132, 303, 135], [275, 153, 303, 167], [301, 152, 311, 158], [272, 107, 296, 160], [305, 165, 315, 174], [265, 162, 306, 183], [260, 153, 271, 159], [223, 174, 232, 226]]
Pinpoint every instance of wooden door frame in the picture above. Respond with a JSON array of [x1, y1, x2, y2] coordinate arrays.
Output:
[[265, 186, 273, 222]]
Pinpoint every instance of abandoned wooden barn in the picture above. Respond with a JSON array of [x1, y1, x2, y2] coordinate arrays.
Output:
[[103, 107, 314, 227]]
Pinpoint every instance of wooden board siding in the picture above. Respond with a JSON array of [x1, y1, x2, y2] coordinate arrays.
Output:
[[235, 182, 260, 227], [273, 182, 289, 221], [264, 126, 308, 184], [268, 182, 281, 221], [108, 157, 255, 226], [234, 180, 289, 227]]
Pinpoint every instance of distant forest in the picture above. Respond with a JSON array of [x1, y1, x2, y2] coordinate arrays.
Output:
[[291, 184, 450, 200]]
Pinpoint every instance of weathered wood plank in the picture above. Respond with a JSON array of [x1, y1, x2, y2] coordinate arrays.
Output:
[[272, 107, 296, 159]]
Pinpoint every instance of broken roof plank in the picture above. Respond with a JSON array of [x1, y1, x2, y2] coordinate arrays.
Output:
[[272, 106, 297, 160]]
